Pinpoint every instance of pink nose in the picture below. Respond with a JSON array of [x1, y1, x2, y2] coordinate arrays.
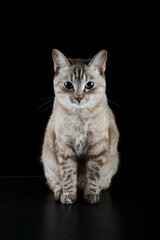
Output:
[[75, 96, 83, 102]]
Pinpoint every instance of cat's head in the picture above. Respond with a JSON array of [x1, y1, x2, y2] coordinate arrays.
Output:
[[52, 49, 107, 109]]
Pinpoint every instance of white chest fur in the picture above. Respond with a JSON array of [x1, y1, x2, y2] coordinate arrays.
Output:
[[55, 103, 109, 157]]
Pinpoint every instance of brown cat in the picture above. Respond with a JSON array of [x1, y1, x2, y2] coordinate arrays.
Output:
[[42, 49, 119, 204]]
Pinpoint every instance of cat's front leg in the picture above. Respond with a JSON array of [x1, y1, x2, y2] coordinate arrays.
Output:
[[84, 150, 107, 204], [56, 145, 77, 204], [84, 160, 101, 203]]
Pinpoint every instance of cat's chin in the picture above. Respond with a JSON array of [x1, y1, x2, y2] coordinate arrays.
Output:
[[71, 102, 89, 109]]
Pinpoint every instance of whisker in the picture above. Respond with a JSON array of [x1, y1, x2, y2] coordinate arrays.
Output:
[[37, 96, 54, 102], [86, 97, 124, 111], [40, 104, 53, 113], [108, 99, 124, 111], [36, 99, 54, 112]]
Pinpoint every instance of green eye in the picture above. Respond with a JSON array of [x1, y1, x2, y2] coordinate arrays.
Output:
[[64, 82, 74, 89], [85, 81, 94, 89]]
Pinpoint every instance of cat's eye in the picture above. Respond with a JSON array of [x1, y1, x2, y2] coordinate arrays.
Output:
[[64, 82, 74, 89], [85, 81, 94, 89]]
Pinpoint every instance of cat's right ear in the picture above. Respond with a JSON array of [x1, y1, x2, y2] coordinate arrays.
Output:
[[52, 49, 70, 73]]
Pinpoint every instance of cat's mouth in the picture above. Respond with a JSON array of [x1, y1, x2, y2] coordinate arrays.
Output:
[[70, 99, 88, 108]]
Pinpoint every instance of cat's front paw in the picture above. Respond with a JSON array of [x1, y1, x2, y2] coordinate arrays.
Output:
[[54, 189, 62, 201], [84, 193, 100, 204], [60, 193, 77, 204]]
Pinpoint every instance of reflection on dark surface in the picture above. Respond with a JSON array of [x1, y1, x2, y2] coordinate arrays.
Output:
[[41, 191, 121, 240], [0, 177, 155, 240]]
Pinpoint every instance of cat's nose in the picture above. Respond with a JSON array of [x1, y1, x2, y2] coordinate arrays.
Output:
[[74, 96, 83, 102]]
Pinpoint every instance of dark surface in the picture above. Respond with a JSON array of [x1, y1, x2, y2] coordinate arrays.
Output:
[[0, 176, 158, 240]]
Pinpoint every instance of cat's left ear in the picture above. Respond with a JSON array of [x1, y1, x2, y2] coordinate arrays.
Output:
[[88, 50, 107, 74]]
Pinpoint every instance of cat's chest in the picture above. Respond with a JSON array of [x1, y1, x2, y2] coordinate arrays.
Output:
[[73, 124, 89, 154], [55, 107, 106, 155], [66, 115, 91, 155]]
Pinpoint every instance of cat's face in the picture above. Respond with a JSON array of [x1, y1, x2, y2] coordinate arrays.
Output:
[[53, 50, 107, 109]]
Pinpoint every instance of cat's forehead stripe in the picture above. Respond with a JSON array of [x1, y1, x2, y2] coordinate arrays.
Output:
[[71, 65, 87, 82]]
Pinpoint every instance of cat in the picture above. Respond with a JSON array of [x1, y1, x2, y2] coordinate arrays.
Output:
[[42, 49, 119, 204]]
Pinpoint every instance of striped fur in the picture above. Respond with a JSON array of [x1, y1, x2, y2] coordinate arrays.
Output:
[[42, 50, 119, 204]]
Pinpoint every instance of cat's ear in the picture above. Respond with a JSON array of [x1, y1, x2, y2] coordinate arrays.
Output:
[[52, 49, 70, 73], [88, 50, 107, 74]]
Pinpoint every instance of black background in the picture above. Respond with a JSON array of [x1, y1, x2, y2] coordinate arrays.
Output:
[[2, 1, 154, 177]]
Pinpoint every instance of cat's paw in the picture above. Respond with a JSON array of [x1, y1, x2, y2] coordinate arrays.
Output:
[[54, 189, 62, 201], [60, 193, 77, 204], [84, 193, 100, 204]]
